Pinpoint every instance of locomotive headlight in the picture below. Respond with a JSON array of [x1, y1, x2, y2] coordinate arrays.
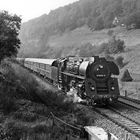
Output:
[[78, 84, 82, 88], [91, 86, 95, 91], [111, 87, 115, 90]]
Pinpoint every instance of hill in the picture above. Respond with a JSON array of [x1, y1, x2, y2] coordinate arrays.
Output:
[[19, 0, 140, 57], [18, 0, 140, 74]]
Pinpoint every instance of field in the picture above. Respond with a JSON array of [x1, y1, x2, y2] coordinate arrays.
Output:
[[48, 26, 140, 48]]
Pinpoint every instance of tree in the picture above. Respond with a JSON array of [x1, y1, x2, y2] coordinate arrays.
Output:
[[115, 56, 124, 68], [0, 11, 21, 62], [124, 11, 140, 29]]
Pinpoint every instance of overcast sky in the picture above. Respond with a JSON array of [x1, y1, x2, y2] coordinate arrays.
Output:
[[0, 0, 79, 22]]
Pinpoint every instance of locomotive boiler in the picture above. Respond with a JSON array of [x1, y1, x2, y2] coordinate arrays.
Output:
[[57, 56, 120, 104], [21, 56, 120, 105]]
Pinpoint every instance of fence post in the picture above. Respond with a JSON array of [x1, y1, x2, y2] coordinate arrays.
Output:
[[124, 90, 127, 97]]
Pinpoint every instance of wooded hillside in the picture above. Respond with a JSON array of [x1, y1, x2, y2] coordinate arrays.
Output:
[[19, 0, 140, 58]]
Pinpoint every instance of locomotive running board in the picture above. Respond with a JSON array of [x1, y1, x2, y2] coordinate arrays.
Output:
[[61, 72, 85, 80]]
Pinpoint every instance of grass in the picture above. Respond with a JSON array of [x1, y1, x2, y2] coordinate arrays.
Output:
[[0, 59, 92, 140], [48, 26, 140, 49]]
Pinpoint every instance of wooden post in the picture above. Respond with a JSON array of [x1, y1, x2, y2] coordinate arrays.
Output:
[[125, 90, 127, 97]]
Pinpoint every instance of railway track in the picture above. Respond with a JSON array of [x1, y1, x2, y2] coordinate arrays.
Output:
[[19, 64, 140, 138], [92, 105, 140, 138], [118, 96, 140, 110], [108, 104, 140, 126]]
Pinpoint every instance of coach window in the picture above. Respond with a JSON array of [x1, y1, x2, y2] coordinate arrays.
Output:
[[43, 64, 45, 69], [44, 64, 46, 70], [46, 64, 48, 70]]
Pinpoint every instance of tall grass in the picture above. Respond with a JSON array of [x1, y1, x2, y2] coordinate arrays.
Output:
[[0, 60, 83, 140]]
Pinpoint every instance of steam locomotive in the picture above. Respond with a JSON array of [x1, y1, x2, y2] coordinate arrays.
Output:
[[18, 56, 120, 105]]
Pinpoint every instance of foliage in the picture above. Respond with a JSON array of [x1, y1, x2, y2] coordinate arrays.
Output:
[[106, 36, 126, 54], [105, 54, 114, 61], [14, 111, 39, 122], [115, 56, 124, 68], [0, 11, 21, 62], [107, 29, 114, 37], [20, 0, 140, 38], [0, 61, 18, 114], [94, 16, 104, 30], [123, 11, 140, 29], [0, 60, 42, 114], [19, 0, 140, 57], [0, 61, 95, 140]]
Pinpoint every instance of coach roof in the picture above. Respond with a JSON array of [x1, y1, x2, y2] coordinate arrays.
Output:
[[25, 58, 56, 65]]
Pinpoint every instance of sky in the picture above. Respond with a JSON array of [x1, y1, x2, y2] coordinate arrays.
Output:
[[0, 0, 79, 22]]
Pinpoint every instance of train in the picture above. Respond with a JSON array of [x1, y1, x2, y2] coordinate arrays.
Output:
[[17, 56, 120, 105]]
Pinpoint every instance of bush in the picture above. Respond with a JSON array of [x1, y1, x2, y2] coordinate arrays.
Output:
[[105, 54, 114, 61], [0, 60, 42, 114], [97, 42, 108, 54], [14, 111, 39, 122], [107, 30, 114, 36], [0, 61, 18, 114], [115, 56, 124, 68], [37, 89, 74, 113], [107, 36, 125, 54], [99, 36, 126, 54]]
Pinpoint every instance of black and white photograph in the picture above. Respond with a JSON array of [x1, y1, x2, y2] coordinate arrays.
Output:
[[0, 0, 140, 139]]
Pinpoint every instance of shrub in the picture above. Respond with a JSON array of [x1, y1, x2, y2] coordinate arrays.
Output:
[[37, 89, 74, 113], [115, 56, 124, 68], [14, 111, 39, 122], [0, 60, 42, 114], [0, 61, 18, 114], [98, 36, 126, 55], [107, 30, 114, 37], [105, 54, 114, 61], [97, 42, 108, 54], [107, 36, 126, 54]]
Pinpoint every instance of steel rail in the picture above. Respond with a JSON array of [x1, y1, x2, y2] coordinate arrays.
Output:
[[92, 107, 140, 138]]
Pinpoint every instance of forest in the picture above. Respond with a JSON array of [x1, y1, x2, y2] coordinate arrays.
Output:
[[19, 0, 140, 58]]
